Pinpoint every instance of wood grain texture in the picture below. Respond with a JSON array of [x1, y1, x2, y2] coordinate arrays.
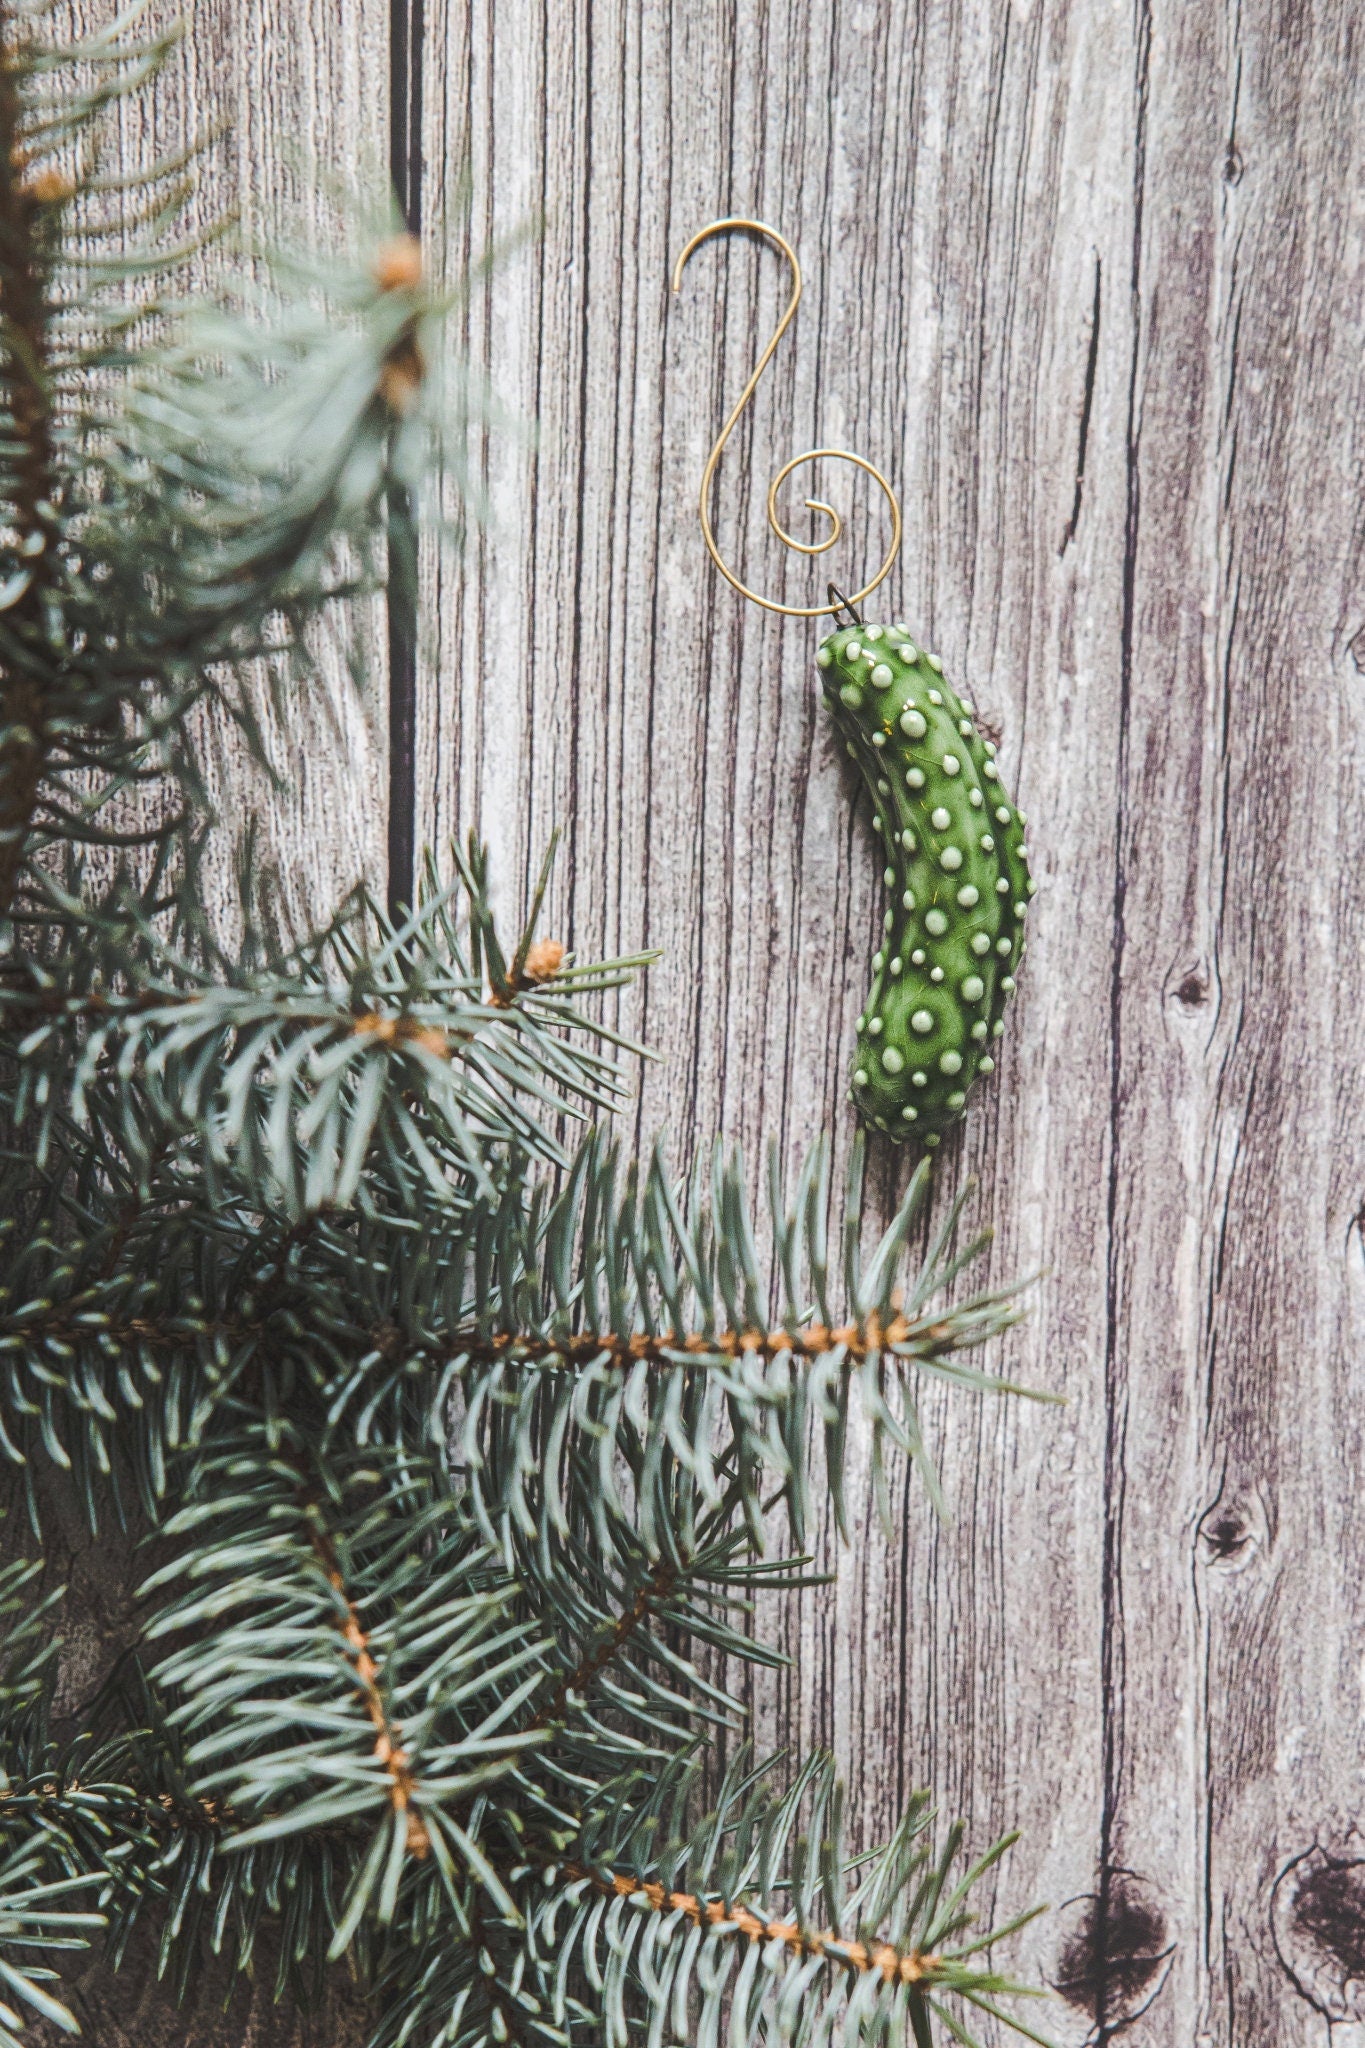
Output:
[[41, 0, 1365, 2041], [107, 0, 393, 937], [413, 2, 1365, 2044]]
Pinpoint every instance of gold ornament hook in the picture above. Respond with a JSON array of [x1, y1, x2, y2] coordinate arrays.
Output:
[[670, 217, 901, 619]]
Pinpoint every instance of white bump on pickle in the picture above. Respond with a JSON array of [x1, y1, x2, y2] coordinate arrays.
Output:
[[907, 766, 926, 788], [911, 1069, 926, 1086], [941, 753, 960, 774], [961, 975, 984, 1001], [992, 1020, 1005, 1037], [925, 909, 948, 936], [928, 689, 943, 704], [868, 1018, 883, 1035], [902, 890, 915, 910], [980, 834, 995, 850], [871, 663, 893, 687], [872, 731, 885, 747], [930, 806, 951, 830], [983, 760, 998, 779], [901, 1105, 918, 1122], [1014, 901, 1028, 917], [979, 1056, 995, 1072], [945, 1089, 966, 1109], [911, 948, 926, 965], [910, 1010, 933, 1035], [957, 884, 979, 906], [996, 937, 1012, 955], [817, 646, 832, 667], [884, 866, 895, 885], [889, 957, 903, 975], [900, 829, 916, 852], [900, 708, 927, 738], [1001, 976, 1016, 993], [996, 877, 1010, 894], [939, 1050, 962, 1075], [969, 788, 984, 808], [995, 805, 1010, 822], [847, 642, 862, 660], [854, 1067, 868, 1086], [929, 966, 944, 982], [882, 1046, 904, 1075], [864, 625, 884, 641], [971, 1020, 988, 1041], [927, 654, 943, 672], [940, 847, 963, 871], [971, 933, 991, 956]]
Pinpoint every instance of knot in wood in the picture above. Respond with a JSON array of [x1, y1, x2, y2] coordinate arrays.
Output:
[[1273, 1846, 1365, 2019], [1052, 1873, 1174, 2029]]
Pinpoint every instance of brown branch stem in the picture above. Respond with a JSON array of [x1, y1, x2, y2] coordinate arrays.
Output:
[[529, 1556, 679, 1732], [0, 982, 481, 1064], [460, 1307, 955, 1371], [302, 1498, 430, 1859], [3, 1302, 960, 1378], [563, 1859, 943, 1985]]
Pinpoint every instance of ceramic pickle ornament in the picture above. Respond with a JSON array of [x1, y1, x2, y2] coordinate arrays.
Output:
[[671, 217, 1033, 1145], [818, 621, 1032, 1141]]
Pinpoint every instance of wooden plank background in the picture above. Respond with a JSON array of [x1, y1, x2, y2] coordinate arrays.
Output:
[[54, 1, 1365, 2044]]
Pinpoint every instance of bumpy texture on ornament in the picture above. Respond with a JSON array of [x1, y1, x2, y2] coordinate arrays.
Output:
[[818, 620, 1034, 1143]]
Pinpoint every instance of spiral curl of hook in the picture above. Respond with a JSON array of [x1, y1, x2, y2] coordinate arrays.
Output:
[[670, 218, 901, 620]]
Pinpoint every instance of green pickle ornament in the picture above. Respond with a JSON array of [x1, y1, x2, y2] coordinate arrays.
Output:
[[817, 621, 1031, 1142], [672, 217, 1035, 1144]]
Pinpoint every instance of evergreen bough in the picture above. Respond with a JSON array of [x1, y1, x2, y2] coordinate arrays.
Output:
[[0, 7, 1055, 2043]]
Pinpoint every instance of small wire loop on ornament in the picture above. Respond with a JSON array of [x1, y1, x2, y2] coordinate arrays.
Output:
[[670, 217, 901, 619], [826, 585, 864, 629]]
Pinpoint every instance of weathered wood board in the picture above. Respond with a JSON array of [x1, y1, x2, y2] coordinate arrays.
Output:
[[411, 3, 1365, 2046], [54, 0, 1365, 2043], [111, 0, 393, 943]]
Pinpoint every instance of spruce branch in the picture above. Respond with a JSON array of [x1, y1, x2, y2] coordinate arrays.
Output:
[[526, 1557, 679, 1735], [5, 838, 655, 1211], [141, 1427, 552, 1940], [301, 1480, 438, 1862], [373, 1751, 1049, 2048]]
